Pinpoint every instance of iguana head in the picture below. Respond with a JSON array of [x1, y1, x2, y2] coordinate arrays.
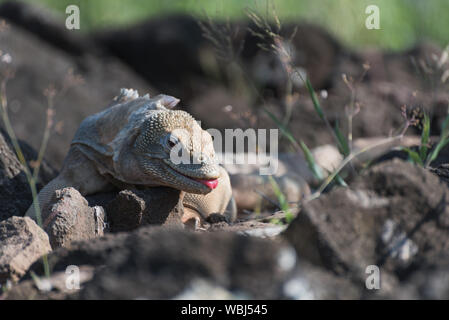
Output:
[[134, 109, 220, 194]]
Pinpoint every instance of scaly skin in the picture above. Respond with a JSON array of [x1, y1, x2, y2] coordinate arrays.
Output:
[[26, 89, 236, 224], [183, 166, 237, 227]]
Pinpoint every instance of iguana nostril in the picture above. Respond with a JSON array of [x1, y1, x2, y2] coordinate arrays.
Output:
[[192, 152, 208, 164]]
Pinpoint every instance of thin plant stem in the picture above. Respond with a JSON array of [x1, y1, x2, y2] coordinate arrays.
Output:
[[0, 79, 50, 278], [306, 134, 406, 201]]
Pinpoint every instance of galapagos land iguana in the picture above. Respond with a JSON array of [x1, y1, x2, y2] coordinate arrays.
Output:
[[25, 89, 236, 226]]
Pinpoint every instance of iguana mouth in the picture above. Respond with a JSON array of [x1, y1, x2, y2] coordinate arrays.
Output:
[[194, 178, 218, 189], [177, 170, 219, 190], [164, 161, 219, 190]]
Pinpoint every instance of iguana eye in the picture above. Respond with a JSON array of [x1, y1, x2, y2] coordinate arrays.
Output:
[[167, 135, 179, 148]]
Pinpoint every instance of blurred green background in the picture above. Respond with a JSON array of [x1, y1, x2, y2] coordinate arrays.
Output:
[[14, 0, 449, 50]]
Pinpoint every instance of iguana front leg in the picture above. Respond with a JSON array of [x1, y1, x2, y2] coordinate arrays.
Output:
[[25, 147, 110, 222], [183, 166, 237, 227]]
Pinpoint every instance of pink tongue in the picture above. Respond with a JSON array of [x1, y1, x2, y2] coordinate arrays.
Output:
[[195, 178, 219, 189]]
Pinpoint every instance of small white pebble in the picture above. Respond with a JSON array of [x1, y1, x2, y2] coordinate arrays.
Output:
[[283, 277, 315, 300], [277, 247, 297, 272], [223, 105, 233, 112], [320, 90, 328, 99], [1, 53, 12, 64], [36, 278, 53, 292]]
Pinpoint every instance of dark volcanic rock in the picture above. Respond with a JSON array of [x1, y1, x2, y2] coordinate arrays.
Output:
[[430, 163, 449, 187], [94, 15, 207, 100], [283, 261, 362, 300], [80, 229, 285, 299], [394, 259, 449, 299], [105, 190, 144, 232], [43, 187, 105, 249], [21, 227, 287, 299], [14, 225, 359, 300], [37, 186, 184, 248], [2, 265, 94, 300], [284, 159, 449, 289], [0, 128, 57, 221], [0, 129, 32, 221], [104, 188, 184, 232], [0, 216, 51, 284]]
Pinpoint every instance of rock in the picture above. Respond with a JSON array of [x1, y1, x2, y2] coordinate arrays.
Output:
[[207, 220, 287, 239], [0, 128, 56, 222], [393, 259, 449, 299], [0, 129, 32, 221], [106, 187, 184, 232], [311, 144, 342, 172], [94, 15, 207, 101], [39, 186, 183, 248], [44, 188, 105, 249], [16, 225, 363, 300], [284, 159, 449, 284], [80, 229, 288, 299], [430, 163, 449, 187], [282, 261, 361, 300], [2, 265, 94, 300], [20, 226, 289, 299], [0, 216, 51, 284], [172, 278, 249, 300], [105, 190, 143, 232], [105, 188, 184, 232]]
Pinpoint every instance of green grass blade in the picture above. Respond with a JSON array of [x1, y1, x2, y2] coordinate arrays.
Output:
[[262, 106, 325, 181], [268, 176, 294, 224], [441, 113, 449, 136], [323, 167, 348, 187], [425, 113, 449, 166], [403, 147, 424, 166], [419, 113, 430, 161], [334, 120, 350, 157], [305, 78, 324, 120], [299, 140, 324, 180], [262, 106, 298, 147], [268, 176, 287, 210], [334, 173, 348, 187], [427, 137, 449, 165], [305, 78, 350, 158]]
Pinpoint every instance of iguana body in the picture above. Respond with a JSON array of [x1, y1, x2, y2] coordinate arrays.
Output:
[[26, 89, 236, 225]]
